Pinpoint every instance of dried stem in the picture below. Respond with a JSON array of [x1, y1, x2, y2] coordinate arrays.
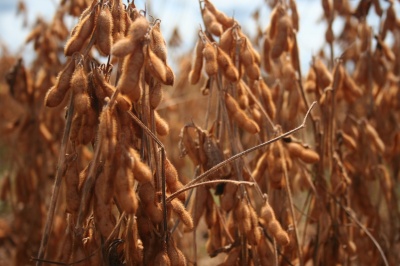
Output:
[[36, 93, 75, 266], [330, 194, 389, 266], [126, 110, 168, 242], [167, 179, 254, 203], [292, 32, 318, 137], [280, 142, 303, 266], [178, 101, 317, 192]]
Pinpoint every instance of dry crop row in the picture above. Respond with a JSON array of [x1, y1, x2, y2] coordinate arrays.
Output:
[[0, 0, 399, 265]]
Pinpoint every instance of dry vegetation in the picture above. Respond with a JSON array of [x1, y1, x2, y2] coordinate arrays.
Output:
[[0, 0, 399, 265]]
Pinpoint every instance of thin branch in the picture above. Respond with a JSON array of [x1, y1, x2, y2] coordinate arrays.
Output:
[[331, 195, 389, 266], [176, 101, 317, 194], [167, 179, 254, 203], [36, 93, 74, 266], [279, 141, 303, 266]]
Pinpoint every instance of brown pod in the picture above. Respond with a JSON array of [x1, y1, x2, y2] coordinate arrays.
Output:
[[245, 63, 261, 80], [259, 79, 276, 119], [286, 142, 303, 158], [94, 171, 116, 238], [111, 37, 135, 58], [234, 201, 251, 235], [111, 0, 126, 41], [340, 131, 357, 151], [115, 167, 138, 214], [100, 109, 118, 160], [248, 206, 262, 244], [146, 45, 168, 84], [165, 158, 178, 186], [191, 185, 208, 229], [313, 58, 332, 90], [92, 68, 132, 111], [146, 202, 163, 224], [252, 152, 268, 183], [65, 160, 80, 214], [342, 69, 363, 99], [189, 38, 205, 84], [170, 198, 194, 230], [150, 21, 167, 63], [165, 65, 175, 86], [118, 49, 145, 103], [219, 26, 234, 53], [239, 39, 255, 67], [96, 6, 113, 55], [203, 193, 216, 228], [70, 114, 83, 143], [238, 32, 261, 64], [202, 7, 223, 36], [325, 22, 334, 44], [203, 42, 218, 76], [225, 92, 260, 134], [299, 148, 320, 164], [129, 148, 153, 183], [71, 65, 90, 114], [128, 15, 149, 43], [169, 180, 186, 202], [275, 230, 290, 246], [154, 111, 170, 136], [220, 183, 238, 212], [262, 34, 272, 73], [167, 239, 186, 266], [138, 182, 155, 204], [154, 251, 171, 266], [216, 46, 238, 82], [304, 67, 316, 92], [64, 8, 96, 56], [267, 219, 282, 236], [78, 106, 97, 145], [237, 82, 249, 109], [363, 120, 385, 153], [271, 15, 292, 59], [204, 0, 234, 29], [260, 200, 276, 224], [45, 59, 76, 107], [150, 81, 163, 109], [269, 4, 285, 40]]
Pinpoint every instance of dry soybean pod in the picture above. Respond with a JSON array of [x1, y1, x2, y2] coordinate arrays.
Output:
[[114, 166, 138, 214], [189, 37, 205, 85], [45, 58, 76, 107], [150, 20, 167, 63], [216, 45, 238, 82], [203, 41, 218, 77], [271, 15, 292, 59], [169, 198, 194, 230], [146, 44, 168, 84], [204, 0, 234, 29], [71, 64, 90, 115], [129, 147, 153, 184], [118, 48, 145, 103], [96, 4, 113, 55], [64, 6, 97, 56], [202, 5, 223, 36], [225, 92, 260, 134]]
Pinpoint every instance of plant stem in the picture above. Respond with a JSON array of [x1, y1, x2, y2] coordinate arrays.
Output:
[[36, 93, 74, 266], [168, 102, 317, 201]]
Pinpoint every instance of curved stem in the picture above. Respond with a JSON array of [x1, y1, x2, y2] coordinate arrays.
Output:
[[179, 102, 316, 192]]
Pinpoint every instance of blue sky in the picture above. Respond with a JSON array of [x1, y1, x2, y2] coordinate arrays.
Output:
[[0, 0, 397, 71]]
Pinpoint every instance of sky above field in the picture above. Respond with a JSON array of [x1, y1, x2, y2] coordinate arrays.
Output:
[[0, 0, 397, 71]]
